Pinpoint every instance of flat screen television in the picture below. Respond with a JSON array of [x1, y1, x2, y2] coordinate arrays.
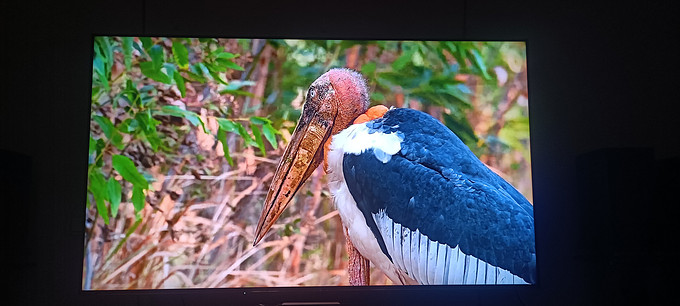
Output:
[[83, 36, 534, 302]]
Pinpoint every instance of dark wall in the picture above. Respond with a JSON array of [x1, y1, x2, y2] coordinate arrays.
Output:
[[1, 1, 677, 305]]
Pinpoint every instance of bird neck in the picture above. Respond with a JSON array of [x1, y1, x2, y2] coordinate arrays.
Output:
[[323, 105, 389, 173]]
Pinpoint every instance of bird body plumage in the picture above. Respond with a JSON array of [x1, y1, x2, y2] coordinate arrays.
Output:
[[328, 108, 536, 284]]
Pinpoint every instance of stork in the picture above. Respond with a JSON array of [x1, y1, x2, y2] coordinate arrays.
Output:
[[253, 68, 536, 285]]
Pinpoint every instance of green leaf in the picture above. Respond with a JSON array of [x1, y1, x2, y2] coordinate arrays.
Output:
[[209, 69, 229, 85], [171, 40, 189, 69], [149, 45, 164, 70], [107, 178, 121, 218], [94, 193, 109, 225], [93, 115, 124, 149], [392, 49, 414, 71], [92, 55, 109, 91], [173, 72, 186, 98], [93, 116, 115, 139], [163, 63, 176, 80], [251, 125, 266, 156], [89, 171, 109, 225], [118, 118, 139, 134], [156, 105, 207, 133], [216, 52, 237, 59], [468, 49, 491, 80], [219, 89, 254, 97], [121, 37, 133, 71], [185, 70, 207, 83], [216, 118, 254, 146], [249, 116, 271, 125], [236, 123, 255, 146], [197, 62, 211, 78], [219, 59, 244, 71], [135, 110, 162, 151], [223, 80, 255, 91], [140, 37, 153, 53], [217, 128, 234, 166], [88, 135, 96, 156], [262, 123, 278, 149], [371, 92, 385, 102], [112, 155, 148, 188], [89, 171, 107, 197], [216, 118, 239, 133], [361, 62, 376, 76], [123, 79, 140, 105], [131, 185, 145, 212], [443, 84, 472, 105], [95, 139, 106, 167], [140, 61, 172, 84], [206, 61, 226, 73], [95, 37, 113, 77]]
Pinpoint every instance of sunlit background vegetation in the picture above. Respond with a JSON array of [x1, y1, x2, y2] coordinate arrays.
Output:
[[84, 37, 530, 289]]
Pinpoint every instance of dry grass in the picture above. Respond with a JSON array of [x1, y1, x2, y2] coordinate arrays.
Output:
[[83, 147, 393, 290]]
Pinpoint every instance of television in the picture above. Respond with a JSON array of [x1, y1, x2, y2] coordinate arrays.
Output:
[[8, 1, 678, 304], [83, 35, 535, 300]]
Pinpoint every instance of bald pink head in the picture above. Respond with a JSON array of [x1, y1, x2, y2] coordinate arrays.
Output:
[[310, 68, 370, 135]]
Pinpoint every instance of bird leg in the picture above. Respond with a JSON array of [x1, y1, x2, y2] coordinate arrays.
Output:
[[344, 226, 370, 286]]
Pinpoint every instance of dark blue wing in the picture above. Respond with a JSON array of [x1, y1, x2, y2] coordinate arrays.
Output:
[[343, 108, 536, 283]]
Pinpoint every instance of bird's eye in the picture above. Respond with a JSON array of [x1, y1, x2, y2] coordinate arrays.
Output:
[[308, 88, 316, 98]]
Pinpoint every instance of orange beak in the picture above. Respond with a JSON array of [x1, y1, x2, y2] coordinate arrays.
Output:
[[253, 105, 335, 245]]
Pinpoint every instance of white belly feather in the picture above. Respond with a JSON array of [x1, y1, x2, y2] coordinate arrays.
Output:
[[327, 123, 412, 285]]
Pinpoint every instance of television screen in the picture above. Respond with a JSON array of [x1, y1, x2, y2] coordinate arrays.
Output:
[[84, 37, 533, 290]]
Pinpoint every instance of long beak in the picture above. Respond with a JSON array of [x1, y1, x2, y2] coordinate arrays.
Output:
[[253, 112, 334, 245]]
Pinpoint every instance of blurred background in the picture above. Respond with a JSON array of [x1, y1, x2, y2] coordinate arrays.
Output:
[[84, 37, 530, 289]]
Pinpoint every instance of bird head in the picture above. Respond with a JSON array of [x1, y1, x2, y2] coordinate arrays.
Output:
[[253, 68, 370, 245]]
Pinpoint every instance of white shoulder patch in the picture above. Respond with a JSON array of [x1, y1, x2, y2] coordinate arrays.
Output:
[[330, 123, 403, 164]]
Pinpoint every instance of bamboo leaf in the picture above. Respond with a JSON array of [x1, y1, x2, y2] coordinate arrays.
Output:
[[251, 125, 266, 156], [88, 135, 96, 157], [217, 128, 234, 166], [223, 80, 255, 91], [173, 72, 187, 98], [93, 116, 115, 139], [112, 155, 148, 188], [94, 193, 109, 225], [220, 59, 245, 71], [361, 62, 376, 76], [216, 118, 239, 133], [217, 118, 254, 146], [132, 185, 145, 212], [140, 37, 153, 53], [149, 45, 164, 70], [156, 105, 207, 133], [172, 40, 189, 69], [392, 49, 414, 71], [185, 70, 207, 83], [121, 37, 133, 71], [262, 123, 278, 149], [469, 48, 491, 80], [107, 178, 121, 218], [249, 116, 271, 125], [216, 52, 237, 59], [135, 110, 162, 151], [140, 61, 172, 84], [89, 171, 109, 225]]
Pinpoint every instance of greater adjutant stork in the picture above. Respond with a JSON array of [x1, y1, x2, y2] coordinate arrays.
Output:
[[253, 68, 536, 285]]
